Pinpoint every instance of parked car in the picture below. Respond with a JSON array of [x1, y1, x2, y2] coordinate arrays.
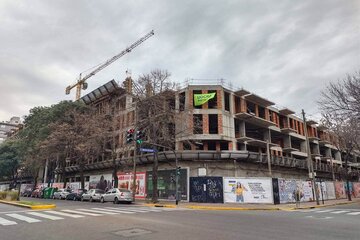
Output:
[[31, 188, 42, 198], [81, 189, 105, 202], [53, 188, 72, 200], [100, 188, 133, 204], [66, 189, 87, 201]]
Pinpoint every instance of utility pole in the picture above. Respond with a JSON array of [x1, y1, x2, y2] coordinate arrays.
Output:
[[302, 109, 320, 205], [266, 140, 272, 177]]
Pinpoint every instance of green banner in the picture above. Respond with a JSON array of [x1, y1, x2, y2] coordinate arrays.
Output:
[[194, 92, 216, 106]]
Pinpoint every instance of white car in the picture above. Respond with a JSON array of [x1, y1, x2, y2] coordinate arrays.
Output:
[[101, 188, 133, 204], [53, 189, 71, 200], [81, 189, 105, 202]]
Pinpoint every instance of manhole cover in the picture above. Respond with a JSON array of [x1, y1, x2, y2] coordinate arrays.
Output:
[[113, 228, 152, 237]]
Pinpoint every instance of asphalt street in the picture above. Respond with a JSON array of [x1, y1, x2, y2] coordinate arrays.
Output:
[[0, 198, 359, 240]]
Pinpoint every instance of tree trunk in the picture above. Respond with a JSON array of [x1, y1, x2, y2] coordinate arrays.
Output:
[[152, 150, 159, 203], [113, 159, 118, 188], [345, 151, 352, 201], [80, 160, 85, 190]]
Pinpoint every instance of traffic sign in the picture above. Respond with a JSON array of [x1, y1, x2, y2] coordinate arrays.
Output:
[[140, 148, 156, 153]]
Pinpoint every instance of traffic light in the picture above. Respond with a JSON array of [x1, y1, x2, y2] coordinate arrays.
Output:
[[176, 167, 181, 176], [126, 128, 135, 144], [135, 130, 144, 144]]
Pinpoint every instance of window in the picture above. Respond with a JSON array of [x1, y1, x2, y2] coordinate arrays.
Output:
[[247, 101, 256, 115], [220, 142, 229, 150], [258, 106, 265, 119], [224, 92, 230, 111], [179, 92, 185, 111], [208, 90, 217, 109], [183, 142, 192, 150], [207, 141, 216, 150], [193, 90, 202, 109], [193, 114, 203, 134], [208, 114, 218, 134]]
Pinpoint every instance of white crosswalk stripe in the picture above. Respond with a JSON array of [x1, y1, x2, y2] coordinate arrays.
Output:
[[330, 210, 350, 214], [61, 209, 103, 216], [44, 211, 85, 218], [346, 212, 360, 215], [0, 206, 190, 227], [315, 210, 333, 213], [0, 217, 17, 226], [6, 213, 41, 223], [27, 212, 64, 220], [76, 208, 118, 215], [93, 208, 135, 214]]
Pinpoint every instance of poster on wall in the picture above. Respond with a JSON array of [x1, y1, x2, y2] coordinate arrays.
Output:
[[89, 174, 113, 191], [325, 182, 336, 200], [223, 178, 273, 204], [316, 182, 327, 201], [278, 179, 297, 203], [334, 181, 346, 199], [300, 181, 314, 202], [147, 169, 188, 201], [117, 172, 146, 199], [352, 182, 360, 198], [65, 182, 90, 191]]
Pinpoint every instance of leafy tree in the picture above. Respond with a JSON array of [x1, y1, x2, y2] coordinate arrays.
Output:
[[0, 140, 21, 186]]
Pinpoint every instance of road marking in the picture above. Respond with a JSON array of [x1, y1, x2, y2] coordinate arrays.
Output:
[[347, 212, 360, 215], [0, 217, 17, 226], [61, 209, 103, 216], [77, 209, 118, 215], [117, 208, 149, 213], [27, 212, 64, 220], [330, 210, 350, 214], [44, 211, 84, 218], [315, 210, 333, 213], [305, 216, 333, 220], [109, 207, 162, 212], [96, 208, 135, 214], [6, 213, 41, 223]]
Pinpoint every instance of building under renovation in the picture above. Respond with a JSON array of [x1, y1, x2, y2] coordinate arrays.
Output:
[[45, 78, 360, 202]]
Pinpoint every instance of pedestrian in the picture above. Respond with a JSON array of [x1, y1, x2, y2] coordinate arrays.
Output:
[[294, 188, 302, 208]]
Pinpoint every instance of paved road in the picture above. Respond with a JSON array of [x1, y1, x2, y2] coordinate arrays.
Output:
[[0, 198, 359, 240]]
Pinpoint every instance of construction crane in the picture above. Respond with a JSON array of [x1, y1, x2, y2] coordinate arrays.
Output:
[[65, 30, 155, 100]]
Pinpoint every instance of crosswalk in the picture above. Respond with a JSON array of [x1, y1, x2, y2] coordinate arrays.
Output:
[[0, 206, 189, 227], [294, 208, 360, 217]]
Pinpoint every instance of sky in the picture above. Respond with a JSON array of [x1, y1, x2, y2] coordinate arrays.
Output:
[[0, 0, 359, 121]]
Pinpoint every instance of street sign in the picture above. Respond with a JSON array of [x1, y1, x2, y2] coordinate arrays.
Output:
[[140, 148, 156, 153]]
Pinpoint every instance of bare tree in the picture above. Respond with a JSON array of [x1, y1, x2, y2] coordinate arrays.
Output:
[[319, 72, 360, 119]]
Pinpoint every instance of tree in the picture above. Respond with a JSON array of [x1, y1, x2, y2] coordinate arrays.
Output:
[[319, 71, 360, 201], [0, 140, 21, 186], [319, 71, 360, 119]]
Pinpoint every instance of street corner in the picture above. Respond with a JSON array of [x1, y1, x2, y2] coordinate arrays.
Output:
[[0, 199, 56, 210]]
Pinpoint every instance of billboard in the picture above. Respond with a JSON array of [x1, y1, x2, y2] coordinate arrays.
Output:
[[335, 181, 346, 199], [325, 181, 336, 200], [224, 178, 273, 204], [117, 172, 146, 199], [65, 182, 89, 191], [278, 179, 314, 203], [352, 182, 360, 198], [89, 174, 113, 191]]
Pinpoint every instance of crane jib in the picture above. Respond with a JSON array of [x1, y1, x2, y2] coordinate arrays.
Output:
[[65, 30, 155, 100]]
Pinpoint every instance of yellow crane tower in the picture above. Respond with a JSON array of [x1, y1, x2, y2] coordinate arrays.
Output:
[[65, 30, 155, 100]]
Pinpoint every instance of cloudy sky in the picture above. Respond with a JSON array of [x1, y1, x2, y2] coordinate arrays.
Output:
[[0, 0, 359, 121]]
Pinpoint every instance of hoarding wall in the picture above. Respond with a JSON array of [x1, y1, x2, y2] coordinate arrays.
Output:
[[117, 172, 146, 199], [223, 178, 273, 204]]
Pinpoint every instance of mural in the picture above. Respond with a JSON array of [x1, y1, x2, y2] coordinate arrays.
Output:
[[89, 174, 113, 191]]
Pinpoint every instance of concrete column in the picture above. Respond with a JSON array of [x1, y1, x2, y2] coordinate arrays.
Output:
[[240, 121, 246, 137], [283, 135, 291, 148]]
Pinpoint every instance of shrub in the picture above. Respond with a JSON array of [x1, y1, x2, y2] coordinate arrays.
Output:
[[0, 191, 19, 201], [0, 191, 6, 200]]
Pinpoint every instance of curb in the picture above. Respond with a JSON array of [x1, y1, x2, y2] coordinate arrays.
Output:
[[185, 206, 281, 211], [282, 200, 360, 211], [0, 200, 56, 210], [143, 204, 177, 208]]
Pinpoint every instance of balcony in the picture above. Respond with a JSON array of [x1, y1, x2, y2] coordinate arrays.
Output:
[[235, 112, 276, 128], [279, 108, 295, 116]]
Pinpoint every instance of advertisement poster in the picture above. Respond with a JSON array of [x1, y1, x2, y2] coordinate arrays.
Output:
[[300, 181, 314, 202], [352, 182, 360, 198], [147, 169, 188, 201], [117, 172, 146, 199], [20, 184, 33, 193], [223, 178, 273, 204], [89, 174, 113, 191], [65, 182, 89, 191], [278, 179, 297, 203], [325, 182, 336, 200], [335, 181, 346, 199]]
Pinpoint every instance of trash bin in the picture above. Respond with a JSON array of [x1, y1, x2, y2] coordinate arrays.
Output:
[[43, 187, 56, 199]]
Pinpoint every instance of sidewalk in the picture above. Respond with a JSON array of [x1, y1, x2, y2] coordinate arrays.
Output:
[[139, 198, 360, 211]]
